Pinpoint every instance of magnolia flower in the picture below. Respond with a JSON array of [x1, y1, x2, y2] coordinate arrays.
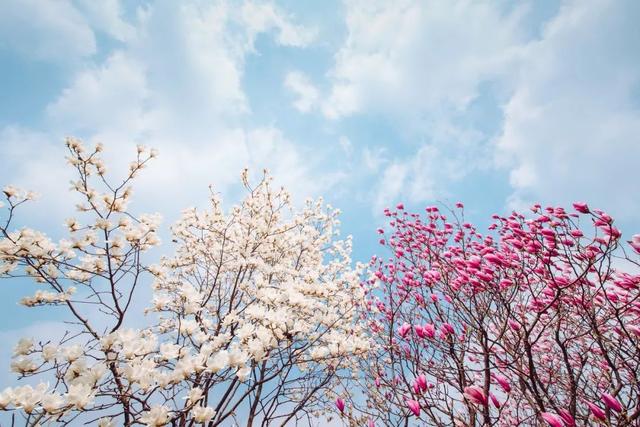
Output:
[[88, 362, 107, 384], [508, 319, 521, 331], [236, 367, 252, 382], [441, 323, 455, 336], [0, 387, 13, 409], [64, 359, 89, 385], [398, 323, 411, 338], [558, 409, 576, 426], [3, 185, 18, 198], [541, 412, 564, 427], [159, 343, 180, 360], [422, 324, 436, 339], [492, 373, 511, 393], [601, 392, 622, 412], [463, 386, 487, 406], [489, 393, 501, 408], [335, 397, 345, 414], [206, 350, 229, 373], [247, 339, 266, 361], [10, 356, 37, 373], [228, 346, 249, 368], [13, 338, 34, 356], [140, 405, 170, 427], [12, 384, 47, 413], [65, 383, 95, 409], [572, 202, 590, 213], [62, 344, 84, 362], [406, 399, 420, 417], [192, 405, 215, 423], [415, 375, 427, 393], [97, 418, 116, 427], [42, 343, 58, 362], [41, 392, 65, 413], [186, 387, 203, 405], [585, 401, 606, 421]]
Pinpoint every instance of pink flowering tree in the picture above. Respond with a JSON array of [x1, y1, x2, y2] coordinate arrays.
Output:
[[0, 139, 368, 426], [348, 203, 640, 426]]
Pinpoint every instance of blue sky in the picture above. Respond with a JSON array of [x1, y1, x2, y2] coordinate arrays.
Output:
[[0, 0, 639, 387]]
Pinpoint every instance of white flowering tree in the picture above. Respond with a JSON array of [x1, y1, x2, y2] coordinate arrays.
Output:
[[0, 139, 369, 426]]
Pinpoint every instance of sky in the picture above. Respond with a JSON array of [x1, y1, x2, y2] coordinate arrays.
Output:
[[0, 0, 639, 393]]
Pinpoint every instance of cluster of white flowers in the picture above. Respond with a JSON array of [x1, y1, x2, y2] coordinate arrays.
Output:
[[19, 287, 76, 307], [145, 172, 369, 421], [0, 381, 96, 415], [0, 142, 370, 425]]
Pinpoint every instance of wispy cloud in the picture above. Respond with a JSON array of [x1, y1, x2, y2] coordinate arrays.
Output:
[[495, 0, 640, 219], [284, 70, 320, 112]]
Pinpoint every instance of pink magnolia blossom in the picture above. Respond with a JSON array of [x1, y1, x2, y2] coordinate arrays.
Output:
[[415, 375, 427, 393], [630, 234, 640, 254], [415, 323, 435, 339], [489, 393, 501, 408], [572, 202, 590, 213], [558, 409, 576, 426], [406, 399, 420, 417], [335, 397, 345, 414], [541, 412, 565, 427], [463, 386, 487, 406], [492, 373, 511, 393], [601, 392, 622, 412], [441, 323, 455, 335], [585, 401, 606, 420], [398, 322, 411, 338]]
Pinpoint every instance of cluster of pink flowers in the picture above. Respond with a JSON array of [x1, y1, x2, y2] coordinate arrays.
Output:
[[339, 202, 640, 426]]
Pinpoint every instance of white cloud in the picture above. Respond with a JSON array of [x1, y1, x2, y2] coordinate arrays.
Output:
[[373, 141, 478, 214], [284, 71, 320, 112], [241, 1, 317, 48], [369, 116, 490, 213], [323, 0, 525, 121], [75, 0, 136, 42], [244, 127, 341, 198], [46, 52, 149, 134], [2, 1, 333, 230], [0, 0, 96, 61], [338, 136, 352, 155], [495, 0, 640, 219], [0, 127, 75, 229], [375, 161, 409, 212], [362, 146, 388, 172], [321, 0, 530, 212]]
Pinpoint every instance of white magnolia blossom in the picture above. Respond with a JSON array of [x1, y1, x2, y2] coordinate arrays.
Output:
[[13, 338, 34, 356], [192, 405, 216, 423], [0, 140, 369, 426], [65, 383, 96, 409], [139, 405, 170, 427], [97, 418, 116, 427]]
